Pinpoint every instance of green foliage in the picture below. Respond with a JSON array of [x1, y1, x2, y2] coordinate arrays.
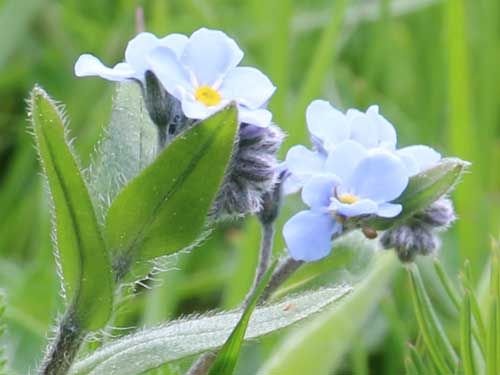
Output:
[[106, 104, 238, 276], [208, 261, 277, 375], [359, 158, 469, 230], [259, 252, 399, 375], [86, 83, 157, 221], [29, 86, 113, 331], [70, 284, 352, 375], [0, 291, 8, 374], [406, 241, 500, 375]]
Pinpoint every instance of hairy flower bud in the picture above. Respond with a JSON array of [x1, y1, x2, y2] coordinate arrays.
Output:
[[210, 123, 285, 220], [380, 197, 455, 262]]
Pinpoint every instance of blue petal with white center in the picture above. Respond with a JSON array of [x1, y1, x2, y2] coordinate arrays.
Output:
[[283, 210, 342, 261], [147, 28, 276, 128]]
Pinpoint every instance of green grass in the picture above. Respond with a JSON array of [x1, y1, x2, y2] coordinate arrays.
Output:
[[0, 0, 499, 373]]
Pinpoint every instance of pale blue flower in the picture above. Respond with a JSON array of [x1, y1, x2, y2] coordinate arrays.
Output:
[[75, 32, 188, 82], [283, 100, 440, 193], [146, 28, 276, 127], [283, 142, 409, 261]]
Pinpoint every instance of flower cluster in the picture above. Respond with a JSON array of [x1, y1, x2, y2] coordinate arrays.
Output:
[[75, 28, 282, 218], [75, 28, 276, 129], [282, 100, 442, 261]]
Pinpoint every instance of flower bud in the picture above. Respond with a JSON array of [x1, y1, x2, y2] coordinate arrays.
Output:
[[143, 71, 190, 147], [379, 197, 454, 262], [414, 197, 456, 228], [210, 123, 285, 220]]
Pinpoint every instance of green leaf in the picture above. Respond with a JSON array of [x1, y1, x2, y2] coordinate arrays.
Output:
[[106, 104, 238, 276], [259, 251, 399, 375], [408, 266, 457, 374], [208, 260, 277, 375], [86, 83, 157, 221], [461, 290, 475, 375], [70, 284, 352, 375], [360, 158, 469, 230], [29, 86, 113, 330]]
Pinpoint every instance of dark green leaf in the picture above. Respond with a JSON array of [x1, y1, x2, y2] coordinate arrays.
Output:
[[360, 158, 469, 230], [106, 104, 238, 274], [208, 260, 277, 375], [29, 86, 113, 330]]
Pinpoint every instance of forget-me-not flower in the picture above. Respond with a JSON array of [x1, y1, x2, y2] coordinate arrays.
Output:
[[283, 100, 441, 193], [75, 28, 276, 128], [75, 32, 188, 82], [283, 141, 409, 261], [146, 28, 276, 127]]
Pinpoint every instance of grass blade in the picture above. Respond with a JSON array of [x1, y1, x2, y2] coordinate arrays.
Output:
[[461, 290, 475, 375], [208, 260, 277, 375]]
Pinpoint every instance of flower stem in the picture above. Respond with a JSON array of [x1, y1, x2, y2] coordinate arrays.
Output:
[[242, 220, 275, 307], [39, 306, 84, 375], [260, 255, 304, 302]]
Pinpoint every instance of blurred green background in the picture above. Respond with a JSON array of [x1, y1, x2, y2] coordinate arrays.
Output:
[[0, 0, 499, 373]]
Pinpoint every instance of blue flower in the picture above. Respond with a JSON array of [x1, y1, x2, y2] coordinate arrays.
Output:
[[75, 32, 188, 82], [283, 141, 409, 261], [146, 28, 276, 128], [75, 28, 276, 128], [283, 100, 441, 193]]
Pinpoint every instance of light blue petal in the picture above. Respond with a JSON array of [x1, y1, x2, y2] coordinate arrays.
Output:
[[397, 152, 420, 176], [181, 28, 244, 86], [124, 32, 162, 77], [238, 107, 272, 128], [306, 100, 350, 149], [397, 145, 441, 173], [158, 33, 188, 57], [349, 111, 379, 148], [366, 105, 397, 149], [181, 95, 228, 120], [302, 174, 339, 209], [147, 47, 192, 99], [285, 145, 325, 177], [74, 54, 135, 81], [283, 210, 341, 261], [376, 203, 402, 218], [220, 67, 276, 109], [330, 198, 378, 218], [348, 151, 409, 203], [324, 140, 367, 182], [282, 173, 304, 195]]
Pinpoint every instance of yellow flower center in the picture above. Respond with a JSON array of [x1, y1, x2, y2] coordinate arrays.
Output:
[[195, 85, 222, 106], [338, 193, 360, 205]]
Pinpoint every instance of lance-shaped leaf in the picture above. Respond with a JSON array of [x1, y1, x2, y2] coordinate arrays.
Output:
[[69, 284, 352, 375], [357, 158, 469, 230], [208, 261, 277, 375], [29, 86, 113, 330], [106, 104, 238, 275]]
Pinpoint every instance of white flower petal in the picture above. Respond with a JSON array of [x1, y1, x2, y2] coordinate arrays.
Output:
[[397, 145, 441, 173], [376, 203, 402, 218], [238, 107, 272, 128], [158, 33, 188, 58], [220, 67, 276, 109], [181, 96, 228, 120], [324, 140, 367, 182], [181, 28, 244, 86], [366, 105, 397, 149], [147, 47, 192, 99], [74, 54, 135, 81], [306, 100, 350, 149], [124, 32, 162, 77]]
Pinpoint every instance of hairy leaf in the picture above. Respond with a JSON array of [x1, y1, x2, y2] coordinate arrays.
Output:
[[106, 104, 238, 274], [259, 252, 399, 375], [86, 83, 157, 221], [30, 86, 113, 330], [208, 261, 277, 375], [70, 284, 352, 375]]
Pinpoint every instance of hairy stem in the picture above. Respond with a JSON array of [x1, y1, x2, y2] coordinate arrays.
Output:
[[39, 307, 84, 375], [260, 256, 304, 302], [243, 221, 275, 307]]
